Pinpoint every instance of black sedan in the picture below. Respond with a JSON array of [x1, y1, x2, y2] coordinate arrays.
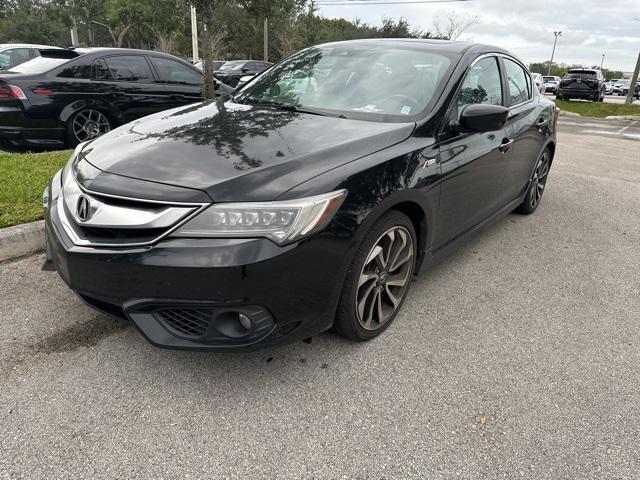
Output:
[[213, 59, 272, 87], [0, 48, 203, 148], [44, 40, 557, 351]]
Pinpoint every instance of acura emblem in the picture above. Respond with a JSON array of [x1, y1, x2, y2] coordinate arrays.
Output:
[[76, 195, 90, 222]]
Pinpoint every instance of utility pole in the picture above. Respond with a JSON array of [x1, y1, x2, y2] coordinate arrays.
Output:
[[548, 31, 561, 76], [600, 53, 605, 71], [190, 5, 199, 64], [264, 18, 269, 62], [626, 52, 640, 105], [70, 19, 79, 47]]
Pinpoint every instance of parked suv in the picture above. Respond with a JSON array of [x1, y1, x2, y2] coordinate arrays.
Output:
[[0, 48, 203, 148], [542, 76, 561, 94], [556, 68, 605, 101]]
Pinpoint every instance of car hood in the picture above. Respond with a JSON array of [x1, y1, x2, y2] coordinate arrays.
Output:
[[82, 99, 415, 202]]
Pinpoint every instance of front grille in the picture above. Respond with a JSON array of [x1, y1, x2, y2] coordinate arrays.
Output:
[[58, 169, 206, 247], [156, 309, 212, 338]]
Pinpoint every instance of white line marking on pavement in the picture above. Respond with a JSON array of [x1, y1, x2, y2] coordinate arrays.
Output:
[[583, 129, 640, 140], [559, 121, 619, 129], [617, 120, 638, 134]]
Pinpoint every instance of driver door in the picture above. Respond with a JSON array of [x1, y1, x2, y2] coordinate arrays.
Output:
[[434, 55, 514, 249]]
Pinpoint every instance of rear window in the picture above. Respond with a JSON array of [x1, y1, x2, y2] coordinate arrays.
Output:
[[566, 70, 597, 79], [6, 56, 68, 74], [58, 63, 92, 79], [543, 76, 555, 82]]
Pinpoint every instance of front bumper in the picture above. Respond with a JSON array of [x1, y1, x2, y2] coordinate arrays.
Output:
[[45, 176, 350, 351]]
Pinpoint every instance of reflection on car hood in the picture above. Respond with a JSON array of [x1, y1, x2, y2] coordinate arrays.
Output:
[[82, 99, 415, 202]]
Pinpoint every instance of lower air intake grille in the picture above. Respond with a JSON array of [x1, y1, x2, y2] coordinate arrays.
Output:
[[155, 309, 212, 338]]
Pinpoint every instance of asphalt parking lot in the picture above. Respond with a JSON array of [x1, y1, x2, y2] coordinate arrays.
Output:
[[1, 119, 639, 479]]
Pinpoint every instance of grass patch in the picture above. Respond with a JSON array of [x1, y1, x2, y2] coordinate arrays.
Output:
[[555, 99, 640, 118], [0, 150, 70, 229]]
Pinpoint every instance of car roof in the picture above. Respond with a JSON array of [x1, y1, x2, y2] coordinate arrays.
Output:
[[312, 38, 510, 56], [0, 44, 63, 50], [70, 47, 179, 56]]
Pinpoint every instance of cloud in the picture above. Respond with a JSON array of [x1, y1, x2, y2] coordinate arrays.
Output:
[[318, 0, 640, 71]]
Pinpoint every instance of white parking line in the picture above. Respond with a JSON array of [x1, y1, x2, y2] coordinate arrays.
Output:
[[583, 129, 640, 140], [617, 120, 638, 134], [559, 121, 620, 129]]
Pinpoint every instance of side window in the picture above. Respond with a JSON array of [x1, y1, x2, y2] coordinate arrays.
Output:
[[503, 58, 531, 105], [103, 55, 154, 83], [4, 48, 31, 69], [455, 56, 503, 117], [58, 62, 92, 79], [149, 57, 201, 86], [244, 62, 256, 71], [92, 58, 110, 80]]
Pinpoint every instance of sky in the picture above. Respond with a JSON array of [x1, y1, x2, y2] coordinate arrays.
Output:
[[317, 0, 640, 73]]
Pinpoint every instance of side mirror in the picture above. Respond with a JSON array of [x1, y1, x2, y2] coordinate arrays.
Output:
[[459, 104, 509, 133], [241, 67, 249, 73]]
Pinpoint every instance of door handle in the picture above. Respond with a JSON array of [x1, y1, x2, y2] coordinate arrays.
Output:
[[537, 118, 549, 128], [499, 138, 513, 153]]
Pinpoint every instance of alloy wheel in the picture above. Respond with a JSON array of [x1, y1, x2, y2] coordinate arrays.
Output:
[[529, 150, 551, 209], [72, 110, 111, 142], [356, 226, 414, 331]]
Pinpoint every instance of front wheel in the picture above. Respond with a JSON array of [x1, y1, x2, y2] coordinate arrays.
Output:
[[333, 210, 417, 341], [514, 148, 551, 215], [67, 109, 111, 146]]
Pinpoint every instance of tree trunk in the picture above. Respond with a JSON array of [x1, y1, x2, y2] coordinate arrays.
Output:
[[116, 24, 132, 48], [202, 26, 215, 100]]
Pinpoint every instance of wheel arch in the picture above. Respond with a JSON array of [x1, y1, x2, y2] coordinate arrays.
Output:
[[545, 139, 556, 165], [345, 191, 433, 276], [59, 100, 124, 128]]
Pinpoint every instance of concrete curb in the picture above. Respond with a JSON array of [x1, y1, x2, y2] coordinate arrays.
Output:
[[0, 221, 45, 261], [605, 115, 640, 120], [558, 110, 581, 117]]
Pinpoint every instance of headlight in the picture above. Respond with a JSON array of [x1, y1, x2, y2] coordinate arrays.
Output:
[[172, 190, 347, 245], [61, 141, 88, 182]]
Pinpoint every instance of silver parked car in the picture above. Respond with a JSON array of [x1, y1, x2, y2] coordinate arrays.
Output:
[[542, 75, 561, 94], [0, 43, 61, 71], [531, 73, 546, 95]]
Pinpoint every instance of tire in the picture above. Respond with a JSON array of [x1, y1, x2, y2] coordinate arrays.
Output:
[[228, 78, 240, 88], [333, 210, 417, 342], [514, 148, 552, 215], [67, 109, 112, 147]]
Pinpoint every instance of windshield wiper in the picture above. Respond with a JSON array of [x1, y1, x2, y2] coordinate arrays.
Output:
[[238, 98, 340, 118]]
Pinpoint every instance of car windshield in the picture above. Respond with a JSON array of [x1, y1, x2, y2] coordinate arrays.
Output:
[[6, 56, 68, 74], [0, 52, 9, 69], [236, 45, 454, 121], [219, 61, 246, 71]]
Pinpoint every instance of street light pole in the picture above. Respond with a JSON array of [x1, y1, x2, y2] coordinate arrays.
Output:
[[600, 53, 605, 71], [190, 5, 199, 64], [548, 31, 562, 76]]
